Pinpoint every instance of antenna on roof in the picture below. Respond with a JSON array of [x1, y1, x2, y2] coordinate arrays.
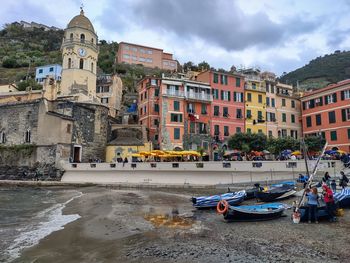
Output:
[[80, 2, 84, 14]]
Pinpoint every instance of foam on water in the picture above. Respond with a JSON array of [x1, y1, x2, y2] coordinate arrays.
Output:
[[4, 191, 83, 262]]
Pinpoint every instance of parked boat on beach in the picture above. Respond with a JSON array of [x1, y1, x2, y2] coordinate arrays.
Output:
[[219, 203, 287, 222], [192, 190, 246, 208], [298, 201, 332, 222], [334, 188, 350, 208], [255, 183, 297, 202]]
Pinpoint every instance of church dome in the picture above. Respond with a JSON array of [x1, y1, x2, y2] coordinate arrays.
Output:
[[67, 9, 95, 32]]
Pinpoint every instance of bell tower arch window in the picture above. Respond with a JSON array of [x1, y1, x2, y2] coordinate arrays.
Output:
[[25, 129, 31, 143], [68, 58, 72, 69], [70, 33, 73, 41], [79, 59, 84, 69], [80, 34, 85, 43], [91, 38, 94, 44], [91, 62, 94, 73]]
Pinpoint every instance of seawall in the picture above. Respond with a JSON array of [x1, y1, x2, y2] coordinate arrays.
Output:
[[61, 160, 342, 187]]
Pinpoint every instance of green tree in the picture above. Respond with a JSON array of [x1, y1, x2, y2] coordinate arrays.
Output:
[[266, 137, 300, 155], [304, 136, 326, 152], [198, 61, 210, 71], [228, 133, 267, 152]]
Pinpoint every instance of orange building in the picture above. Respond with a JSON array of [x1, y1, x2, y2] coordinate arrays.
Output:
[[301, 79, 350, 151], [138, 74, 212, 152], [117, 42, 178, 71]]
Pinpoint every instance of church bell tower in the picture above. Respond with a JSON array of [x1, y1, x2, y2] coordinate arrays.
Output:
[[60, 8, 98, 99]]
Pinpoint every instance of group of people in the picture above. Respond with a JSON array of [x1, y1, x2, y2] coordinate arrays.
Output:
[[305, 185, 336, 223], [305, 171, 349, 223]]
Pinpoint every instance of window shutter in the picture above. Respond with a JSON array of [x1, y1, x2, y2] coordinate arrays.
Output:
[[180, 114, 183, 122], [240, 93, 243, 102], [333, 93, 337, 103], [324, 96, 328, 105], [234, 92, 237, 102], [221, 90, 224, 100], [319, 97, 323, 106], [342, 109, 347, 122], [228, 91, 231, 101], [302, 102, 306, 110], [341, 90, 345, 100]]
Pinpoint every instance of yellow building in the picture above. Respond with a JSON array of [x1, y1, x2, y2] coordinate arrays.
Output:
[[106, 125, 152, 162], [60, 8, 98, 100], [242, 69, 267, 134]]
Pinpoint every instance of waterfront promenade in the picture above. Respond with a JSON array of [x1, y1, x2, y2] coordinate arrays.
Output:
[[61, 160, 342, 187]]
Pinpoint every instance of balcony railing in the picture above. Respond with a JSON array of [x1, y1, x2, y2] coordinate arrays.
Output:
[[245, 85, 266, 92], [162, 89, 184, 97], [185, 92, 213, 102]]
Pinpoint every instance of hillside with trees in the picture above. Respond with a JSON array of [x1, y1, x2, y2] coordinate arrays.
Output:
[[0, 23, 64, 87], [279, 50, 350, 90], [0, 23, 168, 94]]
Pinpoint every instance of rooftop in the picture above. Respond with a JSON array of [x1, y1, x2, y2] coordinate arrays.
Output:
[[67, 9, 95, 33], [301, 79, 350, 98]]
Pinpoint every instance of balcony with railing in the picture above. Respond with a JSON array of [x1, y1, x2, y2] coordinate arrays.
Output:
[[244, 84, 266, 92], [185, 92, 213, 102], [162, 89, 184, 97]]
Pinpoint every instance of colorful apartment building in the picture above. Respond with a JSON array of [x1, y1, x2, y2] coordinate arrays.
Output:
[[262, 72, 301, 139], [275, 83, 301, 139], [138, 74, 212, 152], [196, 70, 245, 143], [301, 79, 350, 151], [117, 42, 178, 71], [262, 72, 278, 137], [96, 74, 123, 118], [240, 69, 267, 134], [35, 64, 62, 84]]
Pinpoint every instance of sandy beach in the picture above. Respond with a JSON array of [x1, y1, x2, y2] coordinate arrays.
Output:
[[11, 186, 350, 263]]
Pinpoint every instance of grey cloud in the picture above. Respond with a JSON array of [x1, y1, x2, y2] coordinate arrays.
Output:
[[126, 0, 320, 51]]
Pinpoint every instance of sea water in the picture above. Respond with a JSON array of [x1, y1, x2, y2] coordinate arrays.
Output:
[[0, 187, 82, 262]]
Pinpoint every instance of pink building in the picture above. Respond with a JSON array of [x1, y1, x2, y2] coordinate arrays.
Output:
[[117, 42, 178, 71], [138, 75, 212, 152], [197, 70, 245, 143]]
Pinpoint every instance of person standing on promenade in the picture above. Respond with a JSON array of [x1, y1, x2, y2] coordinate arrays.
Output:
[[331, 179, 337, 193], [339, 171, 349, 189], [322, 184, 336, 222], [322, 172, 331, 187], [306, 187, 319, 223]]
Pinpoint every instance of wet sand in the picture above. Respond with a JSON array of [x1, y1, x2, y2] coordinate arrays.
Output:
[[14, 187, 350, 263]]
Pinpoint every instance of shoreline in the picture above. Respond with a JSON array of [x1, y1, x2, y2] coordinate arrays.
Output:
[[10, 187, 350, 263]]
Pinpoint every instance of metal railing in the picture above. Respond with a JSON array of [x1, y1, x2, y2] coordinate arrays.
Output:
[[185, 92, 213, 102], [162, 89, 184, 97]]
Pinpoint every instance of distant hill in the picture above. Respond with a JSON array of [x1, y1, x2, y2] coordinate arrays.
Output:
[[0, 23, 64, 86], [279, 50, 350, 90]]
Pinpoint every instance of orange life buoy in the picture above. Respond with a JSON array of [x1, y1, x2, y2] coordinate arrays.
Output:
[[216, 200, 229, 214]]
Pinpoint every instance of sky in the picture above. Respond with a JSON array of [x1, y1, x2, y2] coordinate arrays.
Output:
[[1, 0, 350, 76]]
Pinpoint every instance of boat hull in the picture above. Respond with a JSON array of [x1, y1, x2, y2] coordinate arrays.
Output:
[[223, 203, 285, 222], [298, 205, 331, 222], [192, 191, 246, 209], [334, 188, 350, 208], [256, 189, 296, 202]]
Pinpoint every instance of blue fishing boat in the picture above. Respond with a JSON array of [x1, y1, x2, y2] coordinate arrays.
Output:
[[334, 188, 350, 208], [220, 203, 287, 222], [298, 201, 331, 222], [192, 190, 246, 208]]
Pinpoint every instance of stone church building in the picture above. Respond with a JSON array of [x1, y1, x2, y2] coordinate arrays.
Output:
[[0, 9, 112, 179]]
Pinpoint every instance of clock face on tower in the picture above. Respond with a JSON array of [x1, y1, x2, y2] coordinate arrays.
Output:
[[78, 48, 86, 57]]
